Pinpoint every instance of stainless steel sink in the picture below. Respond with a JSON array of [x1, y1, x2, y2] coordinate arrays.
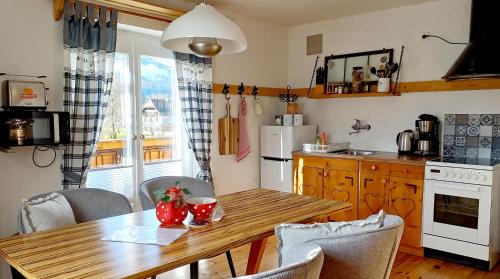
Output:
[[336, 150, 378, 156]]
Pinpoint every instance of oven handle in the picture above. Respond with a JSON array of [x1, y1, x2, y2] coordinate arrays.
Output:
[[433, 183, 480, 193]]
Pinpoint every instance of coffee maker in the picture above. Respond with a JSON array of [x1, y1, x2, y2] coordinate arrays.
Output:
[[414, 114, 439, 156]]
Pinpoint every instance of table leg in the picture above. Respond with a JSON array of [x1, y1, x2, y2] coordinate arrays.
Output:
[[245, 237, 268, 275]]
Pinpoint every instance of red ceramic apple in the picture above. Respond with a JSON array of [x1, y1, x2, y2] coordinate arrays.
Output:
[[155, 184, 191, 227]]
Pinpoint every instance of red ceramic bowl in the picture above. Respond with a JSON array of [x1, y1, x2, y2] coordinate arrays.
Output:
[[186, 197, 217, 223]]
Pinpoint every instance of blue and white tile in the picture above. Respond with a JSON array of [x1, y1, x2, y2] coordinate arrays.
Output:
[[479, 136, 492, 148], [492, 149, 500, 160], [466, 125, 480, 136], [444, 146, 455, 157], [468, 114, 480, 126], [480, 126, 492, 137], [443, 135, 454, 146], [454, 147, 466, 157], [493, 137, 500, 149], [455, 125, 467, 136], [480, 114, 493, 126], [493, 126, 500, 137], [478, 148, 492, 159], [444, 114, 456, 125], [466, 148, 479, 158], [494, 115, 500, 126], [443, 125, 455, 136], [455, 136, 466, 147]]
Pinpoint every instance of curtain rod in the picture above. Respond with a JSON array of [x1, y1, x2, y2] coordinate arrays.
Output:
[[53, 0, 185, 23]]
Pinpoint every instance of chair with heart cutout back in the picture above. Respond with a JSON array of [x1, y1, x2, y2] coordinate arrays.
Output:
[[139, 176, 237, 278]]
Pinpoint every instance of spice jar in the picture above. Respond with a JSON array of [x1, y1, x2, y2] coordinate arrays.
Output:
[[352, 67, 363, 93]]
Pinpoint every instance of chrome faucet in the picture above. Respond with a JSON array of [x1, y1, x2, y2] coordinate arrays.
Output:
[[349, 119, 371, 135]]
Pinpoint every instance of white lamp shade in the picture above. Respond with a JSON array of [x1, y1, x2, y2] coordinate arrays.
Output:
[[161, 3, 247, 55]]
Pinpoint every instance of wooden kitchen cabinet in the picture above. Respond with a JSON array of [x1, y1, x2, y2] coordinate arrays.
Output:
[[324, 169, 358, 221], [293, 153, 427, 256], [293, 157, 324, 199], [359, 172, 390, 219], [389, 174, 424, 253]]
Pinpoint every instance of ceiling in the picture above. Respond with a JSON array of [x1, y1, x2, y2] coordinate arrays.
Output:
[[146, 0, 438, 26]]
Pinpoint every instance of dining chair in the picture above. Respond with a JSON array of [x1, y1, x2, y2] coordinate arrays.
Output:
[[12, 188, 133, 279], [275, 214, 404, 279], [235, 244, 324, 279], [139, 176, 237, 278]]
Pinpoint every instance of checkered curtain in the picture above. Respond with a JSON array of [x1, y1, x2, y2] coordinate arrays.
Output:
[[62, 1, 118, 189], [175, 53, 214, 185]]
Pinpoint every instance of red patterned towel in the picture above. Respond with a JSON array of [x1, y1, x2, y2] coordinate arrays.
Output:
[[237, 96, 250, 162]]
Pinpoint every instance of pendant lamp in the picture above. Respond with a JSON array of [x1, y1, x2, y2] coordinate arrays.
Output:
[[161, 2, 247, 57]]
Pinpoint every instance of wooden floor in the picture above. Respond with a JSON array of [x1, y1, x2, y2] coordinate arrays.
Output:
[[158, 236, 500, 279]]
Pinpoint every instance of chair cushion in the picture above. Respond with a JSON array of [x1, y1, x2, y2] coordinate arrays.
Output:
[[275, 211, 385, 266], [21, 193, 77, 233]]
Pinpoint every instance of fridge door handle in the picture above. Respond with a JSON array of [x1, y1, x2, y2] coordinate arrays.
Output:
[[262, 157, 290, 162]]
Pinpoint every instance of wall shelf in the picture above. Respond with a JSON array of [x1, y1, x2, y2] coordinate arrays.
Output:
[[213, 78, 500, 99]]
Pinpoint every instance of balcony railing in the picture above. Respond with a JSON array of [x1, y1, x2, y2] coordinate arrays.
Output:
[[90, 137, 174, 169]]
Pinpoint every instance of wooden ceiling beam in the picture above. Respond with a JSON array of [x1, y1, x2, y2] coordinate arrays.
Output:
[[53, 0, 185, 23]]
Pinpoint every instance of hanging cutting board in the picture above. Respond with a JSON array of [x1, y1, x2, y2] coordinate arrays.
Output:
[[218, 102, 239, 155]]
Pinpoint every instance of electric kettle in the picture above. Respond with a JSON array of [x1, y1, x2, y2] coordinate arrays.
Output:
[[396, 130, 414, 153]]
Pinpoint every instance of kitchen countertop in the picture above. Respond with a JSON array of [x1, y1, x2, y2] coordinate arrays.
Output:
[[293, 151, 440, 166]]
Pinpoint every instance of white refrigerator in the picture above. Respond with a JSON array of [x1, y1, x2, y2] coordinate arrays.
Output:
[[260, 125, 317, 193]]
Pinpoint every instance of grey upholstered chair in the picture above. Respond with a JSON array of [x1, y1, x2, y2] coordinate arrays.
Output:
[[236, 244, 324, 279], [17, 188, 132, 234], [276, 215, 404, 279], [139, 176, 237, 278], [12, 188, 133, 279]]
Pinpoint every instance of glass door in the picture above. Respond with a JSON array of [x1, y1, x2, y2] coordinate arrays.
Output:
[[86, 28, 183, 210]]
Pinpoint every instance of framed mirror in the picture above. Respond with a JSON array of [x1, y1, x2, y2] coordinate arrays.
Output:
[[323, 48, 394, 93]]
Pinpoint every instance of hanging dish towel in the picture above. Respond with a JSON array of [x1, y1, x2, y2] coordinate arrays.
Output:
[[237, 96, 250, 162]]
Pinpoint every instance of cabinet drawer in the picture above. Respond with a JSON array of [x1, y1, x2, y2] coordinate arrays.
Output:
[[391, 163, 425, 179], [325, 158, 358, 172], [293, 155, 324, 168], [361, 160, 390, 175]]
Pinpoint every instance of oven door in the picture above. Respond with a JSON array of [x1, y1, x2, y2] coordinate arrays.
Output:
[[423, 179, 491, 245]]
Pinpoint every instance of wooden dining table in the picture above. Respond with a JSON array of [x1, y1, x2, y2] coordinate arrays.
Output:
[[0, 188, 350, 279]]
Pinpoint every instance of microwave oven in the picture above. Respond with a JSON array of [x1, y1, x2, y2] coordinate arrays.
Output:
[[0, 111, 70, 147]]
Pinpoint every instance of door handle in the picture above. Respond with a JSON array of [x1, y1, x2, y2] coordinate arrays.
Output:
[[345, 176, 354, 186], [132, 134, 137, 140], [139, 134, 145, 140], [405, 183, 417, 194], [434, 183, 480, 193], [364, 178, 374, 188]]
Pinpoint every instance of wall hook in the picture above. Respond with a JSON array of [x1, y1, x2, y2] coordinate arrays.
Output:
[[222, 83, 230, 100], [237, 82, 245, 96], [251, 85, 259, 100]]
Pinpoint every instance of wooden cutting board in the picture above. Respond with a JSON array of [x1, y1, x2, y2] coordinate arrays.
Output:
[[219, 102, 239, 155]]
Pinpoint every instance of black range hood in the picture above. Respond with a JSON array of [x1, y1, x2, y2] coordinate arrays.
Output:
[[443, 0, 500, 80]]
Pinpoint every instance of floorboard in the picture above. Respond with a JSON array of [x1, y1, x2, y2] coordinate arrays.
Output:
[[157, 236, 500, 279]]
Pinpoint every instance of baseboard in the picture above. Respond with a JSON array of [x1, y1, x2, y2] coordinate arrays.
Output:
[[399, 244, 424, 257]]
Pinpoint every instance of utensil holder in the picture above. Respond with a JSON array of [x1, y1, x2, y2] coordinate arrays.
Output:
[[377, 78, 391, 93]]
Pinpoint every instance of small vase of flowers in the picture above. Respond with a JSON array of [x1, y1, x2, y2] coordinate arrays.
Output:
[[155, 182, 191, 227]]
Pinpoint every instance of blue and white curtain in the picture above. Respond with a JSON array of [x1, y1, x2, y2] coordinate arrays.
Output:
[[62, 0, 118, 189], [175, 53, 214, 185]]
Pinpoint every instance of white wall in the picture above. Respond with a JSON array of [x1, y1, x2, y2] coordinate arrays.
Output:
[[0, 0, 64, 277], [288, 0, 500, 152], [211, 11, 288, 195]]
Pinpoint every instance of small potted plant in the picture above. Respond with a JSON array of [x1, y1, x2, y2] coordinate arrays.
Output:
[[155, 181, 191, 227], [278, 87, 299, 114]]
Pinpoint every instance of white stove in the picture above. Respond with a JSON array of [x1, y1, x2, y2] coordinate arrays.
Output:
[[423, 157, 500, 270]]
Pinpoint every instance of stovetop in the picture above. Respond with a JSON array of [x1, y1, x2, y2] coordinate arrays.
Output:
[[427, 156, 500, 170]]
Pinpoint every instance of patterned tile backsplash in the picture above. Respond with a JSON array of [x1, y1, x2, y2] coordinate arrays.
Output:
[[443, 114, 500, 159]]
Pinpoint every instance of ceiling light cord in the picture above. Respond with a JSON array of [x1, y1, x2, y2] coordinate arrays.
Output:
[[422, 34, 467, 45]]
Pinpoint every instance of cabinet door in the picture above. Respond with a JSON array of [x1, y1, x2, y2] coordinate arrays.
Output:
[[294, 165, 323, 198], [359, 172, 390, 219], [389, 176, 423, 248], [324, 169, 358, 221]]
